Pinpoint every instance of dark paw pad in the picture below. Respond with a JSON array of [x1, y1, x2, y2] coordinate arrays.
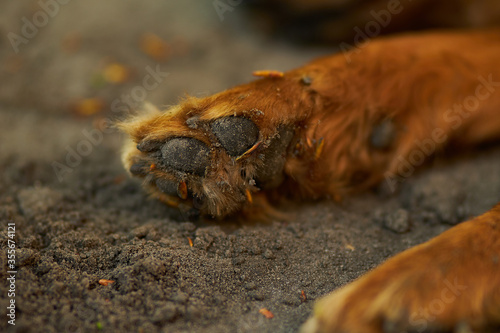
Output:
[[161, 138, 209, 175], [129, 162, 148, 176], [155, 178, 179, 197], [136, 140, 163, 152], [211, 117, 259, 156]]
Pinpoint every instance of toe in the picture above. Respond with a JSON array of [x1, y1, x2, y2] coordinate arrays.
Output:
[[155, 178, 180, 197], [211, 117, 259, 157], [129, 162, 149, 176], [136, 139, 163, 152], [161, 138, 210, 175]]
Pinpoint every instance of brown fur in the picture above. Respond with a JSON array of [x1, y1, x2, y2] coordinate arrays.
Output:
[[303, 204, 500, 332], [120, 29, 500, 331], [121, 29, 500, 217]]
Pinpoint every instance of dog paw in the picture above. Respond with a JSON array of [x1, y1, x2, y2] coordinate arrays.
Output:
[[301, 206, 500, 333], [119, 93, 300, 218]]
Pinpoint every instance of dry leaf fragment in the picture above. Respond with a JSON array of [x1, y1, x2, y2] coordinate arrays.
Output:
[[259, 308, 274, 319], [314, 138, 325, 160], [140, 33, 170, 61], [103, 63, 129, 84], [245, 189, 253, 204], [74, 98, 105, 116], [300, 290, 307, 302], [98, 279, 114, 286], [345, 244, 355, 251], [252, 70, 284, 78]]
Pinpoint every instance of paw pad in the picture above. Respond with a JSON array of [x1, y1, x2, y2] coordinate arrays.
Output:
[[155, 178, 180, 197], [211, 117, 259, 156], [129, 162, 148, 176], [125, 110, 295, 217], [161, 138, 209, 175]]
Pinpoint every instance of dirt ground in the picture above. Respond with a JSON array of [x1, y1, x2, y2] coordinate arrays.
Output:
[[1, 1, 499, 333]]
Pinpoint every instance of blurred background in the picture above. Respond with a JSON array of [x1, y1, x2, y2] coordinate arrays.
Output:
[[0, 0, 330, 183], [2, 0, 499, 116], [0, 1, 327, 116]]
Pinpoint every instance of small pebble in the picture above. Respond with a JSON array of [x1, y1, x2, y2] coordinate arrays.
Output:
[[171, 291, 189, 304], [384, 209, 410, 233], [244, 282, 257, 290], [248, 290, 266, 301], [263, 249, 275, 259], [152, 303, 177, 323]]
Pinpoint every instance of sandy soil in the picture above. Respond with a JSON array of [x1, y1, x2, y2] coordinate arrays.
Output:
[[1, 1, 499, 332]]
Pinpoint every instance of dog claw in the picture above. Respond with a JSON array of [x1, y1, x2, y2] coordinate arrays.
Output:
[[178, 181, 188, 200]]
